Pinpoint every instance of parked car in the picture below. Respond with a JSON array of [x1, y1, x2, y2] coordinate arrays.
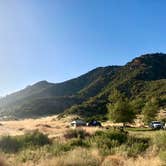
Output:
[[70, 119, 87, 127], [149, 121, 164, 130], [87, 120, 102, 127]]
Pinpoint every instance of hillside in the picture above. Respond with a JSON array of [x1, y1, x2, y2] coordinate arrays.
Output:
[[62, 53, 166, 119], [0, 66, 120, 118], [0, 53, 165, 119]]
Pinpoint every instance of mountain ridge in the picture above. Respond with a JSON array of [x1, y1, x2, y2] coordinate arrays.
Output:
[[0, 53, 165, 119]]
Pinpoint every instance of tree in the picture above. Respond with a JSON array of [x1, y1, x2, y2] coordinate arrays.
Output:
[[107, 90, 136, 127], [130, 98, 145, 113], [142, 98, 159, 124], [108, 89, 125, 104]]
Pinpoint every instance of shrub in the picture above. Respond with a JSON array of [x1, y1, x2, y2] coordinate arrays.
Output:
[[97, 139, 119, 156], [125, 142, 149, 157], [118, 136, 149, 157], [69, 138, 90, 148], [94, 129, 127, 144], [92, 129, 128, 156], [50, 148, 101, 166], [0, 131, 51, 153], [153, 132, 166, 151], [16, 147, 49, 163], [64, 129, 89, 139], [47, 141, 71, 156], [153, 132, 166, 162], [21, 131, 51, 148], [0, 136, 21, 153], [159, 150, 166, 163], [91, 130, 149, 157]]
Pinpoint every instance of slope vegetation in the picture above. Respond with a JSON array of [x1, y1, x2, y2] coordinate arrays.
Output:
[[0, 66, 119, 118], [0, 53, 165, 119]]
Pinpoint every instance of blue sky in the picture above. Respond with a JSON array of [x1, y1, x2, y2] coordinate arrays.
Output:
[[0, 0, 166, 96]]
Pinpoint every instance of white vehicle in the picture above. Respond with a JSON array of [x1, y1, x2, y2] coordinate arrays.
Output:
[[149, 121, 163, 130], [70, 119, 86, 127]]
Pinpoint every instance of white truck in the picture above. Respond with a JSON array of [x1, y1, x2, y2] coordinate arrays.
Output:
[[149, 121, 164, 130]]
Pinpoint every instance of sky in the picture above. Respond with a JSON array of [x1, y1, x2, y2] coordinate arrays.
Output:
[[0, 0, 166, 96]]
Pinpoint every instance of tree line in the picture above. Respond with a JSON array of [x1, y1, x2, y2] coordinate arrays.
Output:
[[107, 89, 160, 126]]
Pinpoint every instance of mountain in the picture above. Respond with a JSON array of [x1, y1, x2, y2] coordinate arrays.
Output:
[[0, 66, 120, 118], [0, 53, 165, 119], [62, 53, 166, 120]]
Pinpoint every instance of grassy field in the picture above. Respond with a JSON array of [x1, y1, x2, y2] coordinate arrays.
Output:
[[0, 116, 165, 166]]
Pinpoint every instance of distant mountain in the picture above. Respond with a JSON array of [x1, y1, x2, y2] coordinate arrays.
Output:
[[0, 66, 120, 118], [0, 53, 165, 119]]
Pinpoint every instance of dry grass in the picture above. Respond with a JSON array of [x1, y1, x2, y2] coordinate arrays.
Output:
[[52, 149, 100, 166], [0, 116, 117, 140], [0, 116, 69, 139], [0, 116, 165, 166], [123, 156, 162, 166], [17, 149, 162, 166], [101, 155, 162, 166], [26, 148, 102, 166]]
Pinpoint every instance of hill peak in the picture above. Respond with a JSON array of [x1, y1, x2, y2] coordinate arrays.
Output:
[[128, 53, 166, 67]]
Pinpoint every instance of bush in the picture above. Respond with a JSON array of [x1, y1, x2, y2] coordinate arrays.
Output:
[[21, 131, 51, 148], [153, 132, 166, 151], [125, 142, 149, 157], [90, 129, 149, 157], [159, 150, 166, 163], [51, 148, 101, 166], [69, 138, 90, 148], [153, 132, 166, 162], [0, 136, 21, 153], [64, 129, 89, 139], [91, 129, 128, 156], [47, 141, 71, 156], [94, 129, 127, 144], [0, 131, 51, 153], [118, 136, 150, 157], [17, 147, 48, 163]]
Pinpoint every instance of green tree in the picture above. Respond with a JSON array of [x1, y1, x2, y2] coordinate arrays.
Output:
[[107, 90, 136, 127], [142, 98, 159, 124], [108, 89, 125, 104], [131, 98, 145, 113]]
